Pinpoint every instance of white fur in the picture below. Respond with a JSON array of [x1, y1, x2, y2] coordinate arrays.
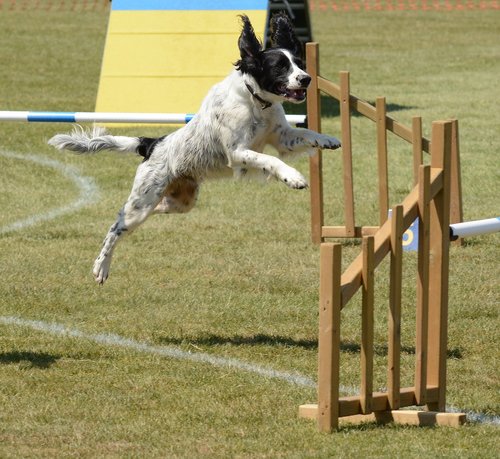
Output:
[[282, 49, 310, 89]]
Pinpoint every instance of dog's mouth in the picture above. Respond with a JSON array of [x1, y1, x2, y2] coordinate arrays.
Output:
[[277, 84, 307, 102]]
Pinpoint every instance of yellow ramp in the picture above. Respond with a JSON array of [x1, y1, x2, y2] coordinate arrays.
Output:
[[96, 0, 268, 114]]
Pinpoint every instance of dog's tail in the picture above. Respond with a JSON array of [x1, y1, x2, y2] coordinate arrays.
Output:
[[48, 126, 162, 160]]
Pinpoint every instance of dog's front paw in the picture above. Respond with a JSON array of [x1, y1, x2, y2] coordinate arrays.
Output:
[[316, 135, 341, 151], [93, 255, 111, 285], [279, 166, 308, 189]]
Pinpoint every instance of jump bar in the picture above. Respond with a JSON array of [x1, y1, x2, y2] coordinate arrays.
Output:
[[450, 217, 500, 240], [0, 111, 306, 126]]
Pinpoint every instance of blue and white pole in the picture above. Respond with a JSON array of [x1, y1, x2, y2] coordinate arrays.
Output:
[[0, 110, 306, 126]]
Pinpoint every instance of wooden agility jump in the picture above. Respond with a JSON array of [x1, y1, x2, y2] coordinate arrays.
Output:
[[305, 42, 463, 244], [300, 43, 466, 430]]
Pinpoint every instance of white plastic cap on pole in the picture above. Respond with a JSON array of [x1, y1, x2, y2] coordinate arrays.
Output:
[[450, 217, 500, 240]]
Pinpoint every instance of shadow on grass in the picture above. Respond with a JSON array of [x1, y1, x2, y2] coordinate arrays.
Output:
[[284, 96, 416, 118], [158, 334, 317, 350], [157, 335, 463, 359], [341, 341, 463, 359], [335, 420, 440, 433], [0, 351, 59, 369]]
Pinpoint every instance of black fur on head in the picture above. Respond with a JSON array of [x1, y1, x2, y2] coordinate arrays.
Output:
[[269, 12, 303, 58], [235, 14, 310, 104], [235, 15, 263, 75]]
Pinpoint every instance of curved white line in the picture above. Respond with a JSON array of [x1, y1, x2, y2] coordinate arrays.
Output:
[[0, 151, 98, 234], [1, 315, 498, 426]]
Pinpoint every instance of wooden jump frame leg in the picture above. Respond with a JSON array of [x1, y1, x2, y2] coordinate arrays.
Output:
[[426, 121, 452, 412], [317, 243, 342, 432], [306, 42, 324, 245]]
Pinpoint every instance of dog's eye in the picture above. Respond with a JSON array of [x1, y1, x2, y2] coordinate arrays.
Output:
[[293, 58, 305, 70]]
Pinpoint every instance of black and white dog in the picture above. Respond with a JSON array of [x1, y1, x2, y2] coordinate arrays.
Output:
[[49, 13, 341, 284]]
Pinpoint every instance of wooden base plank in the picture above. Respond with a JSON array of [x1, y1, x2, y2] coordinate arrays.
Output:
[[299, 404, 318, 421], [299, 404, 466, 428]]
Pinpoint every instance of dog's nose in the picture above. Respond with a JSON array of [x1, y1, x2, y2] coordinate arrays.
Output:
[[299, 75, 312, 88]]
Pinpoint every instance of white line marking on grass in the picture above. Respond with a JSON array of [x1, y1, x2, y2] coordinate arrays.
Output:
[[0, 151, 98, 234], [1, 315, 499, 426], [0, 315, 317, 389]]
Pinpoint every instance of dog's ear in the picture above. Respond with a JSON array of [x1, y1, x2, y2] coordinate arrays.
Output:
[[270, 12, 303, 57], [235, 15, 263, 74], [237, 15, 262, 61]]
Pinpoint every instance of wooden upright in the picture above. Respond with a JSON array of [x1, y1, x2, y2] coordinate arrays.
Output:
[[306, 42, 323, 245], [426, 121, 453, 412]]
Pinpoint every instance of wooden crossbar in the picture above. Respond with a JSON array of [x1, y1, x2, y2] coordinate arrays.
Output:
[[329, 167, 444, 309], [316, 75, 431, 152]]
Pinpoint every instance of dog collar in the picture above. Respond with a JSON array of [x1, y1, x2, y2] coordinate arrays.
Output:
[[245, 83, 272, 110]]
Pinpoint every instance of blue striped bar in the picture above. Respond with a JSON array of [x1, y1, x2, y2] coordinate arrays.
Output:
[[112, 0, 268, 11], [27, 112, 76, 123], [0, 110, 304, 125]]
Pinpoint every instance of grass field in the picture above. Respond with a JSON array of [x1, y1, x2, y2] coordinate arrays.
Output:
[[0, 3, 499, 458]]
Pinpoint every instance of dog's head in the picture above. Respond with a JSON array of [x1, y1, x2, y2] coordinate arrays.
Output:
[[235, 13, 311, 104]]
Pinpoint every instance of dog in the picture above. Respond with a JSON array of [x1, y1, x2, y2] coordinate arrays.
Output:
[[48, 13, 341, 285]]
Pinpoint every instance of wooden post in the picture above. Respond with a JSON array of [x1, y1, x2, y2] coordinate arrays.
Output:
[[388, 204, 403, 410], [318, 243, 342, 432], [427, 121, 452, 412], [376, 97, 389, 225], [449, 119, 463, 246], [415, 165, 431, 405], [339, 71, 355, 236], [361, 236, 374, 414], [412, 117, 423, 186], [306, 43, 324, 245]]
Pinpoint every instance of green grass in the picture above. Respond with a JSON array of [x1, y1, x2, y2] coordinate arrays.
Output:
[[0, 6, 499, 458]]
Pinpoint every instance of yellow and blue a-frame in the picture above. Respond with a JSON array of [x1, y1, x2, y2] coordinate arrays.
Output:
[[95, 0, 269, 115]]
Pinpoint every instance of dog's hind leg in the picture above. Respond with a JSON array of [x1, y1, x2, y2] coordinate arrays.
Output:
[[93, 208, 129, 284], [93, 198, 157, 284], [93, 165, 171, 284]]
